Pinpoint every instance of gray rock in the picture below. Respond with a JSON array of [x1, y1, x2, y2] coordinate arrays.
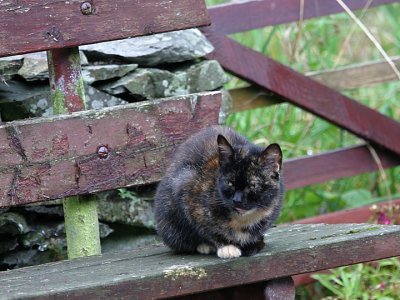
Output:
[[0, 55, 24, 81], [97, 189, 156, 229], [81, 29, 214, 66], [0, 212, 29, 236], [85, 85, 128, 110], [82, 64, 138, 84], [17, 53, 48, 81], [185, 60, 229, 93], [0, 51, 88, 82], [100, 68, 177, 99], [99, 60, 229, 100], [101, 227, 159, 253], [0, 83, 128, 120]]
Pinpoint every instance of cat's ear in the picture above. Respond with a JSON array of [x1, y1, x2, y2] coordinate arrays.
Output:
[[217, 135, 234, 165], [259, 143, 282, 173]]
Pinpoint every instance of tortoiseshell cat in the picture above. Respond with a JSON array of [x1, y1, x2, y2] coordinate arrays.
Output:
[[154, 126, 283, 258]]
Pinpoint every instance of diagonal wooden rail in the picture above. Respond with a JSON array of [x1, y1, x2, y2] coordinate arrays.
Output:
[[204, 32, 400, 156]]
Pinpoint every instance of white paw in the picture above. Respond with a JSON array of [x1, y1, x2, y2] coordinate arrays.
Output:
[[217, 245, 242, 259], [196, 243, 215, 255]]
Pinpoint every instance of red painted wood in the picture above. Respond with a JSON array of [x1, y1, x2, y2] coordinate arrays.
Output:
[[204, 33, 400, 155], [284, 145, 400, 190], [208, 0, 397, 34], [265, 277, 295, 300], [175, 277, 295, 300], [0, 92, 221, 207], [0, 0, 210, 57], [48, 48, 86, 113], [293, 199, 400, 225]]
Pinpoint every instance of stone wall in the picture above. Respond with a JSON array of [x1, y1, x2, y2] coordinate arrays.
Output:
[[0, 29, 231, 270]]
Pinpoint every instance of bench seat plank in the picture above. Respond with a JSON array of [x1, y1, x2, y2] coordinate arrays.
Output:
[[0, 0, 210, 57], [0, 92, 221, 207], [1, 223, 399, 299]]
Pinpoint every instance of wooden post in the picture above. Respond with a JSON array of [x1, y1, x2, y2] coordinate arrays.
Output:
[[47, 47, 101, 259], [264, 277, 295, 300]]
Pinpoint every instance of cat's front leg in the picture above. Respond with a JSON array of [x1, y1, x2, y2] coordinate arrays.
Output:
[[217, 245, 242, 258], [196, 243, 216, 255], [241, 238, 265, 256]]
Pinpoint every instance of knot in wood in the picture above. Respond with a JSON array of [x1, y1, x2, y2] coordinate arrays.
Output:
[[97, 145, 109, 159], [80, 2, 93, 15]]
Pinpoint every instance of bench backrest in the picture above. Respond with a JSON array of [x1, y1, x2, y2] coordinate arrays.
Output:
[[0, 0, 221, 208]]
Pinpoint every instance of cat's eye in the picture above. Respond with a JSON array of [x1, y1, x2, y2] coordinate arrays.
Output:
[[227, 181, 233, 187]]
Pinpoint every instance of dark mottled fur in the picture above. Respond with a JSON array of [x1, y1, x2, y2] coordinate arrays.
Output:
[[154, 126, 283, 258]]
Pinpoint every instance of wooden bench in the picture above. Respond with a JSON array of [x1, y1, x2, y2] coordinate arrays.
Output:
[[1, 0, 400, 299], [1, 223, 400, 299]]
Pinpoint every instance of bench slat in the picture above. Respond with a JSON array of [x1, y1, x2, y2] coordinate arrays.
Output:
[[0, 0, 210, 57], [0, 92, 221, 207], [1, 223, 399, 299]]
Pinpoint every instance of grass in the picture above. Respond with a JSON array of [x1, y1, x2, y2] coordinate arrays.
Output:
[[205, 0, 400, 298], [205, 0, 400, 222]]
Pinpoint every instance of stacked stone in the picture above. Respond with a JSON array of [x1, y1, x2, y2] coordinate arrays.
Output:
[[0, 29, 230, 121], [0, 29, 230, 270]]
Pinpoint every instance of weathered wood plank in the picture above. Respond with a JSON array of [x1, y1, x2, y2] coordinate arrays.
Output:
[[284, 145, 400, 190], [292, 198, 400, 286], [0, 92, 221, 207], [208, 0, 397, 35], [204, 33, 400, 155], [0, 0, 210, 57], [308, 56, 400, 90], [1, 223, 400, 299]]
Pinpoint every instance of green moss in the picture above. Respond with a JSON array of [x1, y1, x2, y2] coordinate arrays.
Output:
[[346, 226, 380, 234], [163, 265, 207, 281], [51, 89, 67, 115], [63, 195, 101, 259]]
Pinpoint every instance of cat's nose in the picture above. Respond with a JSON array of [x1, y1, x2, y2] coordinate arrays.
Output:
[[233, 192, 242, 204]]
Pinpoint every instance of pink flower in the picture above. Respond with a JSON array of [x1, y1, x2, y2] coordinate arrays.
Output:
[[378, 213, 391, 225]]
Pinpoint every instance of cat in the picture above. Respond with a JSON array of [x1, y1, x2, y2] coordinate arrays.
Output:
[[154, 126, 283, 258]]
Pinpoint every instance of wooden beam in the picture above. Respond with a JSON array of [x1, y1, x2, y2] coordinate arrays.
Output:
[[308, 56, 400, 90], [208, 0, 397, 35], [1, 223, 400, 299], [204, 33, 400, 155], [0, 92, 221, 207], [284, 145, 400, 190], [0, 0, 210, 57]]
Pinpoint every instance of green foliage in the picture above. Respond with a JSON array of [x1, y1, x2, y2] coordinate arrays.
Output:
[[312, 259, 400, 300], [205, 0, 400, 298], [205, 0, 400, 223]]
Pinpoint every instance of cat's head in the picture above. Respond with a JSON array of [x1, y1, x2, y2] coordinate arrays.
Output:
[[216, 134, 283, 214]]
